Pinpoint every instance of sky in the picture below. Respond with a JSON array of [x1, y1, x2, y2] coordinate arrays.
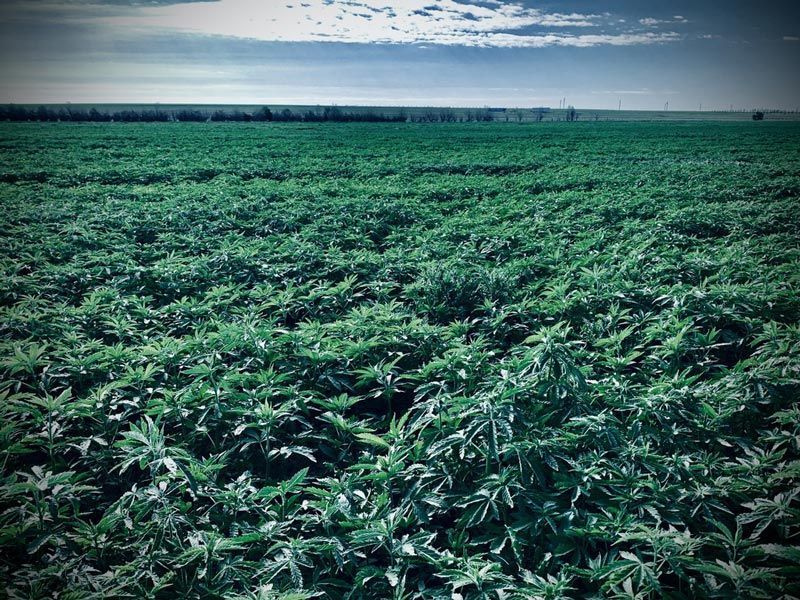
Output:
[[0, 0, 798, 110]]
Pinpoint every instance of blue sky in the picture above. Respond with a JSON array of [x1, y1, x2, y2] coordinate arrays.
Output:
[[0, 0, 798, 110]]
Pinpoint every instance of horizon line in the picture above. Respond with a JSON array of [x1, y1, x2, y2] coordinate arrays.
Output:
[[3, 102, 797, 113]]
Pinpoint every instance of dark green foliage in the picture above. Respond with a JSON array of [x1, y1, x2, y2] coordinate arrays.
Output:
[[1, 121, 799, 598]]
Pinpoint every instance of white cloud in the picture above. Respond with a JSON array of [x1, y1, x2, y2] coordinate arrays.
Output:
[[640, 15, 688, 27], [784, 35, 799, 42], [82, 0, 682, 48]]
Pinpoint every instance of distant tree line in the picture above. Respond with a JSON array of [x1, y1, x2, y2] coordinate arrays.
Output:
[[0, 104, 506, 123], [405, 108, 494, 122], [4, 104, 798, 124], [0, 105, 175, 122], [0, 105, 408, 123], [263, 106, 408, 123]]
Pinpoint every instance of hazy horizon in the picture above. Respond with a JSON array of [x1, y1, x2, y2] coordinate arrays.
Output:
[[6, 102, 798, 113], [1, 0, 798, 110]]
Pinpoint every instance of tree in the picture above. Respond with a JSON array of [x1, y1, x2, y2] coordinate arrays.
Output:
[[565, 105, 578, 122], [36, 106, 55, 121], [253, 107, 273, 121]]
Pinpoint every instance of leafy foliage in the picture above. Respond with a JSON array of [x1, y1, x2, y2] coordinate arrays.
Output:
[[1, 121, 799, 598]]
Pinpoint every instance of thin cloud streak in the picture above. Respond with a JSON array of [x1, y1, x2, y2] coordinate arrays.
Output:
[[592, 89, 681, 96], [639, 15, 688, 27]]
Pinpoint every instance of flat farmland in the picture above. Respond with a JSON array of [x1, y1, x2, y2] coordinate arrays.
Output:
[[1, 121, 799, 598]]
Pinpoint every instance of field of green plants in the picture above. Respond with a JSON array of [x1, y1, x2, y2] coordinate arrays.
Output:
[[1, 121, 799, 598]]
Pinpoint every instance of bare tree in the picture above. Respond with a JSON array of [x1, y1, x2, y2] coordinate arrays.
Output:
[[565, 105, 578, 122]]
